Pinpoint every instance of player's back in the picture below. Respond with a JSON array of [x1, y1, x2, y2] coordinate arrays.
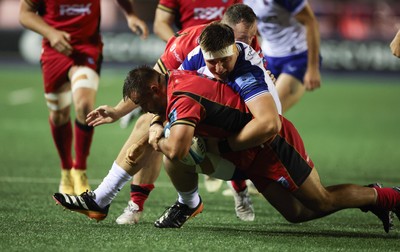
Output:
[[167, 70, 252, 138], [158, 24, 207, 73]]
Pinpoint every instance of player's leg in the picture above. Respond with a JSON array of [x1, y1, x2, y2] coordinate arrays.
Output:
[[154, 156, 203, 228], [41, 51, 75, 194], [260, 168, 395, 233], [267, 52, 310, 114], [275, 73, 305, 114], [116, 113, 163, 224], [46, 83, 74, 194], [294, 168, 397, 232], [52, 114, 153, 221], [68, 66, 98, 195], [228, 179, 255, 221]]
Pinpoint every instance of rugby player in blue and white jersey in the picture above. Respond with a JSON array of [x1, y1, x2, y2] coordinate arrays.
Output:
[[244, 0, 321, 113], [179, 23, 282, 154]]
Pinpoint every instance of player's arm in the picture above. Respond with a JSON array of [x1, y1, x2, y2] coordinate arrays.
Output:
[[19, 0, 72, 56], [115, 0, 149, 39], [390, 29, 400, 58], [86, 98, 138, 127], [153, 4, 175, 42], [224, 93, 281, 152], [295, 2, 321, 91], [156, 124, 195, 161]]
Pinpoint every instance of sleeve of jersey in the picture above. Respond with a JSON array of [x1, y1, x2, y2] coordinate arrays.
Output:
[[233, 72, 270, 103], [158, 0, 177, 14], [179, 47, 204, 71], [168, 96, 203, 129], [277, 0, 307, 15]]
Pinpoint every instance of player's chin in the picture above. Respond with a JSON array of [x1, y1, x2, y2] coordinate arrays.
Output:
[[214, 74, 227, 81]]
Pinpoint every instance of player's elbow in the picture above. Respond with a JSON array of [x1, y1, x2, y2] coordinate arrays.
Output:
[[260, 116, 282, 140], [19, 14, 28, 28], [153, 23, 169, 42]]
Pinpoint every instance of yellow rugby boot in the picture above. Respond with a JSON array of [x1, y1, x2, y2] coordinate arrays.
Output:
[[70, 168, 91, 195], [59, 169, 75, 195]]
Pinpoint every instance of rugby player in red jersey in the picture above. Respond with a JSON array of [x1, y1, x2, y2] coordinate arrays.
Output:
[[19, 0, 148, 195]]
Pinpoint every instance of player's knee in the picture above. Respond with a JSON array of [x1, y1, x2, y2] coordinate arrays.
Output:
[[74, 99, 93, 120], [282, 214, 303, 224], [45, 91, 72, 125], [133, 113, 153, 131], [279, 205, 308, 223], [304, 196, 334, 213], [49, 108, 70, 126], [71, 67, 99, 93]]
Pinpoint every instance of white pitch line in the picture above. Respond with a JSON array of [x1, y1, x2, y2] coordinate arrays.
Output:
[[8, 88, 35, 105]]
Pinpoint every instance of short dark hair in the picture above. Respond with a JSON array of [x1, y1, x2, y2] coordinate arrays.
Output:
[[222, 3, 257, 27], [199, 23, 235, 52], [122, 65, 158, 101]]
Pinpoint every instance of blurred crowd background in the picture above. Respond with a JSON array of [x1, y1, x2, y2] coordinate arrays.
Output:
[[1, 0, 399, 72]]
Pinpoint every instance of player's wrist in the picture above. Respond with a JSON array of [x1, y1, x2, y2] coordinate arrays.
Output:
[[150, 114, 163, 127]]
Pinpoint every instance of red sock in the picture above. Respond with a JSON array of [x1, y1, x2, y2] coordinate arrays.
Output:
[[375, 187, 400, 210], [231, 180, 247, 193], [130, 184, 155, 211], [49, 118, 73, 169], [73, 120, 94, 170]]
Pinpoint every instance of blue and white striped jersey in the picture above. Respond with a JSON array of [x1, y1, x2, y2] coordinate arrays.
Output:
[[244, 0, 308, 57], [179, 42, 282, 114]]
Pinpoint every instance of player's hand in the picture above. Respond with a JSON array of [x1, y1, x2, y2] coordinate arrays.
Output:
[[266, 70, 276, 84], [86, 105, 119, 127], [303, 68, 321, 91], [126, 16, 149, 40], [390, 31, 400, 58], [47, 29, 73, 56], [148, 124, 164, 151]]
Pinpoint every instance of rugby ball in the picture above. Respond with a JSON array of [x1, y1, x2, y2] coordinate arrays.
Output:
[[180, 136, 207, 166]]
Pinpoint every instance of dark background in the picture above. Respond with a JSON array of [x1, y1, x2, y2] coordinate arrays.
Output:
[[1, 0, 399, 73]]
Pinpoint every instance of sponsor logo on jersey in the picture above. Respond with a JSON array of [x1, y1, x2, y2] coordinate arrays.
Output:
[[277, 176, 290, 189], [60, 4, 92, 16], [169, 43, 183, 64], [87, 57, 95, 65], [194, 7, 225, 20]]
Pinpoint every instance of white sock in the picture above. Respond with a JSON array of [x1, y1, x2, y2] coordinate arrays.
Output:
[[177, 187, 200, 209], [93, 161, 132, 208]]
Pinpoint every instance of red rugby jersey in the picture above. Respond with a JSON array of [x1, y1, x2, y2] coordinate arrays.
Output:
[[157, 24, 262, 74], [30, 0, 101, 46], [158, 0, 241, 30], [166, 70, 252, 138]]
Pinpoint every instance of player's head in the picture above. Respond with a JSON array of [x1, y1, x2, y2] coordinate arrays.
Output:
[[199, 23, 237, 81], [222, 3, 258, 46], [123, 65, 167, 114]]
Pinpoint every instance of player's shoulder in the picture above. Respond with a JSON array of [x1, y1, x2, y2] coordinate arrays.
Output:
[[236, 42, 263, 65]]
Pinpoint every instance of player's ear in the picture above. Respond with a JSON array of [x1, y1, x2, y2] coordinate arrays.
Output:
[[150, 84, 160, 94]]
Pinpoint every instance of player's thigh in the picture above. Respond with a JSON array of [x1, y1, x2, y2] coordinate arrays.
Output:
[[275, 73, 304, 97], [261, 182, 308, 222], [292, 168, 330, 210]]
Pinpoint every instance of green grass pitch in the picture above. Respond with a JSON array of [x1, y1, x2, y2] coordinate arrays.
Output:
[[1, 64, 400, 251]]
